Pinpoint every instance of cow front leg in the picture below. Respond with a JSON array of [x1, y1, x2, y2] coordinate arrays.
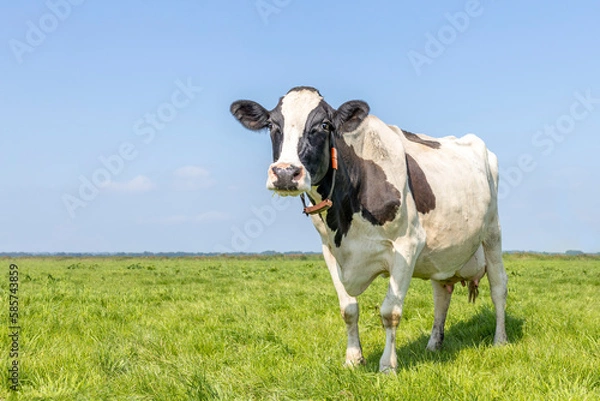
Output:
[[426, 280, 453, 351], [322, 244, 364, 366], [379, 257, 417, 373]]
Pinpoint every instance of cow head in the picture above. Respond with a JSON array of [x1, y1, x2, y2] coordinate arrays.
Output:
[[230, 87, 369, 196]]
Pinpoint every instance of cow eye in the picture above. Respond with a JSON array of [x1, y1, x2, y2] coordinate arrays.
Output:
[[321, 122, 332, 131], [267, 122, 273, 129]]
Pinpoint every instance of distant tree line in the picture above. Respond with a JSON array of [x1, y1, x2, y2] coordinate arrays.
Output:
[[0, 251, 324, 258], [1, 250, 597, 258]]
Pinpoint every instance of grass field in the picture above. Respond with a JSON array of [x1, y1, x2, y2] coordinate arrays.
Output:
[[1, 254, 599, 400]]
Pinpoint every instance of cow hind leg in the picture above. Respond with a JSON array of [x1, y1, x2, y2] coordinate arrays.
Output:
[[483, 228, 508, 345], [426, 280, 453, 351], [322, 245, 364, 366]]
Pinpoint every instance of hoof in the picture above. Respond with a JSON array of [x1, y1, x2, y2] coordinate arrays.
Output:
[[426, 334, 444, 351], [426, 342, 442, 352], [344, 348, 365, 368], [379, 365, 397, 374], [493, 335, 508, 346], [343, 357, 366, 368]]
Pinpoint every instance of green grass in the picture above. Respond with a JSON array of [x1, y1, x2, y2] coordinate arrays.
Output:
[[1, 254, 599, 400]]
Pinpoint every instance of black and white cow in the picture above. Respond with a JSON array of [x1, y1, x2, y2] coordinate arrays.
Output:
[[230, 87, 507, 372]]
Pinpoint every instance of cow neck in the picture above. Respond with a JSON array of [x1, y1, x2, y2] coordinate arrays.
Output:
[[309, 137, 364, 246], [302, 131, 403, 247]]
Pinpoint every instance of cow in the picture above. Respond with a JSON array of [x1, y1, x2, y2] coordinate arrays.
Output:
[[230, 86, 507, 372]]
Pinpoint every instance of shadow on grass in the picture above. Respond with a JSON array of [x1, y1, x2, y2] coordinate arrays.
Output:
[[364, 307, 524, 372]]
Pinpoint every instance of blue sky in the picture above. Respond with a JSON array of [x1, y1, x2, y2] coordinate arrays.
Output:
[[1, 0, 599, 253]]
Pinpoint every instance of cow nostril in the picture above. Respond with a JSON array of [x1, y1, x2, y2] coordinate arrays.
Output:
[[292, 167, 302, 179]]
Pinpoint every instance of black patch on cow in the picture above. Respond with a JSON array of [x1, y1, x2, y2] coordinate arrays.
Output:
[[402, 130, 441, 149], [268, 97, 285, 161], [317, 139, 401, 247], [405, 154, 436, 214], [297, 100, 336, 184]]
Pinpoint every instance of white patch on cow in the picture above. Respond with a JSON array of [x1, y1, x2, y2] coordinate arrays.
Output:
[[278, 89, 322, 164], [267, 89, 323, 192]]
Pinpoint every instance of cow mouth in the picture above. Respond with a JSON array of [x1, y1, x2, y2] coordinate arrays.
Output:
[[272, 188, 304, 197], [267, 183, 305, 197]]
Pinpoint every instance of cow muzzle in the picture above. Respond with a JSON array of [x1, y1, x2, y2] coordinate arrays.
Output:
[[266, 162, 310, 195]]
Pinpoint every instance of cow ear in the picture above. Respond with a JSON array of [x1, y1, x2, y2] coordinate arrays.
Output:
[[230, 100, 270, 131], [334, 100, 370, 133]]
